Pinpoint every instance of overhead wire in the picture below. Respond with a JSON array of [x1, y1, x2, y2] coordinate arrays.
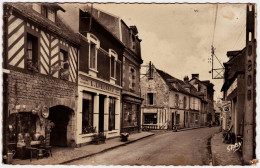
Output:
[[211, 4, 218, 46], [232, 24, 246, 49]]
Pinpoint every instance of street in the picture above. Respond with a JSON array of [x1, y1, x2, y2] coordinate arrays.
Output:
[[67, 127, 220, 166]]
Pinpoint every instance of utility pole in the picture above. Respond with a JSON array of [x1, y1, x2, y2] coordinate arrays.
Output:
[[243, 3, 256, 164]]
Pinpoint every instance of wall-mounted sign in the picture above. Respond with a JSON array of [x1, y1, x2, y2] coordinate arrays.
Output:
[[79, 75, 120, 95], [42, 106, 49, 118], [227, 78, 237, 96], [222, 101, 231, 113]]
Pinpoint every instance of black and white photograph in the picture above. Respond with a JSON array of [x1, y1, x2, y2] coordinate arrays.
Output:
[[1, 1, 258, 166]]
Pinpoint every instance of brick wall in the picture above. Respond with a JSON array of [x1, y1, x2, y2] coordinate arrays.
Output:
[[8, 70, 77, 112]]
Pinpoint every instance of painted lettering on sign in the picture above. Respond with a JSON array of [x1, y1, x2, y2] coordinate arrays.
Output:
[[80, 76, 120, 94], [227, 78, 237, 96]]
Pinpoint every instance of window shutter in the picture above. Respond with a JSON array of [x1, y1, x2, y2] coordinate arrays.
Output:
[[153, 93, 156, 105], [144, 93, 147, 105], [129, 66, 132, 89]]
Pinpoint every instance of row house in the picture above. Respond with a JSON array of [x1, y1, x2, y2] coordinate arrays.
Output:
[[221, 4, 256, 163], [140, 64, 204, 130], [3, 2, 80, 159], [78, 6, 144, 133], [59, 4, 143, 146], [188, 74, 215, 125]]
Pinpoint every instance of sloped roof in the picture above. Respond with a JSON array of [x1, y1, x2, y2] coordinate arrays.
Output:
[[10, 3, 80, 45], [156, 68, 202, 99]]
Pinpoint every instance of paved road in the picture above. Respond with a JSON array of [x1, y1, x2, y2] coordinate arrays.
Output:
[[67, 127, 220, 166]]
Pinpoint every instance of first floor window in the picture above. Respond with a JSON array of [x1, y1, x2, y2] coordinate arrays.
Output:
[[109, 98, 116, 131], [147, 93, 154, 105], [82, 93, 94, 134], [110, 56, 115, 78], [27, 33, 38, 70], [175, 94, 179, 107], [89, 43, 96, 69], [144, 113, 157, 124]]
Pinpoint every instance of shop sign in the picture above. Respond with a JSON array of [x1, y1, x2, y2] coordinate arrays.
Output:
[[80, 75, 120, 95], [143, 108, 157, 113], [41, 106, 49, 118], [227, 78, 237, 96], [222, 101, 231, 113], [124, 96, 142, 104]]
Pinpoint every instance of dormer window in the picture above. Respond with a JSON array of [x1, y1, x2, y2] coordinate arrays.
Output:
[[40, 5, 56, 22]]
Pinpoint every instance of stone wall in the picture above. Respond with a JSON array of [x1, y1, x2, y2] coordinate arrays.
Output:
[[140, 68, 169, 108]]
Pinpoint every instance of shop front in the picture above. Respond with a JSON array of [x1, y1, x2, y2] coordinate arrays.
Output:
[[7, 102, 76, 160], [121, 94, 143, 133], [76, 74, 121, 146]]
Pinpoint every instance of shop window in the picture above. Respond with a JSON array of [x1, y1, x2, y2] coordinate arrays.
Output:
[[8, 113, 36, 142], [147, 93, 156, 105], [82, 93, 94, 134], [109, 98, 116, 131], [27, 33, 38, 71], [144, 113, 157, 124], [129, 66, 136, 90], [60, 49, 69, 80], [123, 103, 138, 127]]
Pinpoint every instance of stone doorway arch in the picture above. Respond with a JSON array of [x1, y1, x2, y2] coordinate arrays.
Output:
[[48, 105, 74, 147]]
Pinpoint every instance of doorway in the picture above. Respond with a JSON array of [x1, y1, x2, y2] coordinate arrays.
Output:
[[48, 105, 73, 147], [172, 113, 175, 130], [99, 95, 105, 133]]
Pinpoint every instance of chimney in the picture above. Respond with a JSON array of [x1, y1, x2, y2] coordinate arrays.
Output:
[[192, 74, 199, 79], [184, 76, 189, 82]]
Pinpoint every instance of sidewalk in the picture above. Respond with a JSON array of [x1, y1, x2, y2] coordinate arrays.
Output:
[[11, 131, 154, 165], [211, 132, 242, 166]]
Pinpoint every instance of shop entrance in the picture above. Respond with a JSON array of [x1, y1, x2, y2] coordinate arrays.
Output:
[[99, 95, 105, 133], [48, 105, 73, 147]]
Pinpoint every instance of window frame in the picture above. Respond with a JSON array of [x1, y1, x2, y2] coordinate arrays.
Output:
[[129, 65, 136, 91], [82, 92, 94, 134], [59, 49, 69, 80], [175, 94, 179, 108], [108, 97, 116, 131], [26, 33, 39, 72], [147, 92, 156, 106], [86, 33, 100, 76], [109, 49, 118, 82]]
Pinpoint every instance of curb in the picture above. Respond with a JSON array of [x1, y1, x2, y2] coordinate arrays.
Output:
[[60, 133, 155, 164], [175, 126, 208, 132]]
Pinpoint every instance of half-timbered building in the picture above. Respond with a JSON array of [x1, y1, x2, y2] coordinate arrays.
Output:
[[3, 3, 80, 158]]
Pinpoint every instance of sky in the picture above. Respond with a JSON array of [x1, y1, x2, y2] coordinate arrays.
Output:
[[90, 3, 247, 100]]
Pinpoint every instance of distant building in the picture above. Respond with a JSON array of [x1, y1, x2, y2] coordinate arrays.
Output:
[[189, 74, 215, 125], [140, 64, 204, 130]]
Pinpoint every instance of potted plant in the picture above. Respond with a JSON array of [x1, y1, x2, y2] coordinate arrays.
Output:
[[120, 133, 129, 142]]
